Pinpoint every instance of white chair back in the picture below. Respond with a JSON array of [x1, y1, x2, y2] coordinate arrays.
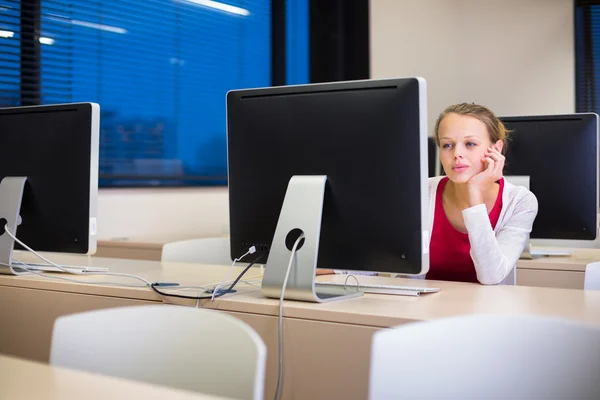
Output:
[[585, 261, 600, 290], [369, 314, 600, 399], [50, 305, 266, 400], [162, 237, 232, 265]]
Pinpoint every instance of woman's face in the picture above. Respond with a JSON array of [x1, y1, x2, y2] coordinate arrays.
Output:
[[438, 113, 502, 184]]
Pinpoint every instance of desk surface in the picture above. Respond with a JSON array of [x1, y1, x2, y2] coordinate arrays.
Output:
[[517, 247, 600, 272], [3, 253, 600, 328], [4, 254, 600, 400], [0, 354, 229, 400]]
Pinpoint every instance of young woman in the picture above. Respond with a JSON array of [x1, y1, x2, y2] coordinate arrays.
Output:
[[428, 103, 538, 284]]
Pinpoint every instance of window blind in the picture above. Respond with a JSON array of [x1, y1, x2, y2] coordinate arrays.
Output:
[[42, 0, 270, 186], [1, 0, 271, 186], [0, 0, 310, 187], [0, 0, 25, 107]]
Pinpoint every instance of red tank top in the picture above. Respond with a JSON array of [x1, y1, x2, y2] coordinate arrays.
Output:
[[427, 177, 504, 283]]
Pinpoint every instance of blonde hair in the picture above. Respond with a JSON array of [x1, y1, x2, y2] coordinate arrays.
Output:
[[433, 103, 510, 154]]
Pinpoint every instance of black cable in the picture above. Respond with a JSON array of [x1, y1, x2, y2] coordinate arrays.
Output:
[[150, 254, 264, 300]]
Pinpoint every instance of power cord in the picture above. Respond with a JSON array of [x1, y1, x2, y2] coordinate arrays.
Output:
[[274, 234, 305, 400], [212, 246, 256, 301], [4, 225, 259, 298], [4, 226, 152, 286], [150, 254, 264, 300]]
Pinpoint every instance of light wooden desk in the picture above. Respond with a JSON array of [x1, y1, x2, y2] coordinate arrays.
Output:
[[1, 254, 600, 400], [517, 248, 600, 289], [0, 354, 229, 399]]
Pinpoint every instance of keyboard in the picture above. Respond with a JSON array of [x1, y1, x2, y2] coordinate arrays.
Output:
[[12, 262, 109, 274], [315, 281, 440, 296], [530, 249, 574, 257]]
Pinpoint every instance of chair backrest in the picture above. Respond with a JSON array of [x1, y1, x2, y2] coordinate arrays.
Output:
[[369, 314, 600, 399], [50, 305, 266, 400], [502, 267, 517, 285], [162, 237, 232, 265], [585, 262, 600, 290]]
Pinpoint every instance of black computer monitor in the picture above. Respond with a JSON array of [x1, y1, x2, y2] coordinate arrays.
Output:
[[428, 136, 441, 177], [0, 103, 99, 274], [227, 78, 429, 302], [501, 113, 598, 248]]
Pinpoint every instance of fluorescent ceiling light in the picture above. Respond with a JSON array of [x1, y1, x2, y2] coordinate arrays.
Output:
[[0, 30, 54, 44], [39, 37, 54, 45], [70, 19, 127, 34], [183, 0, 250, 16], [47, 14, 127, 34]]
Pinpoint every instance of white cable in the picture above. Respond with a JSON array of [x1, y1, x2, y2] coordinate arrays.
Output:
[[274, 234, 304, 400], [211, 246, 256, 301], [5, 226, 151, 286], [239, 279, 261, 289], [2, 265, 149, 287], [4, 261, 219, 296], [2, 227, 260, 297], [207, 274, 262, 289]]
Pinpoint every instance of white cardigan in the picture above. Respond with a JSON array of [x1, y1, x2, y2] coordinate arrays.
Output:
[[425, 176, 538, 284]]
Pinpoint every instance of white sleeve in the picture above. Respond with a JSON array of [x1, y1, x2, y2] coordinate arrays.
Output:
[[462, 191, 538, 285]]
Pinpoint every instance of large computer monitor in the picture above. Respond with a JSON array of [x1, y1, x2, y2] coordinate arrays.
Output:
[[227, 78, 429, 302], [501, 113, 599, 251], [428, 136, 442, 177], [0, 103, 99, 274]]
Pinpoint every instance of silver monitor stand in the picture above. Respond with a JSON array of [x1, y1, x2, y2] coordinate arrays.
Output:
[[0, 177, 27, 275], [261, 175, 363, 303]]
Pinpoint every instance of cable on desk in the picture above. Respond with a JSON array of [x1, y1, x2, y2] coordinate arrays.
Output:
[[212, 246, 256, 301], [344, 274, 360, 291], [3, 226, 256, 296], [274, 234, 304, 400], [4, 226, 152, 286], [150, 254, 264, 300]]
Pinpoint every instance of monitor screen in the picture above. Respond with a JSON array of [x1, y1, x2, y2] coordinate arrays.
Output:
[[501, 113, 598, 241], [227, 78, 429, 275], [428, 136, 441, 177], [0, 103, 99, 257]]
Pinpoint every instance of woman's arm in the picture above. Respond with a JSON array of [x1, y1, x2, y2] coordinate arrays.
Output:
[[463, 191, 538, 284]]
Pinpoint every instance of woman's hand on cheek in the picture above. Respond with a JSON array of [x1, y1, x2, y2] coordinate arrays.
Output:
[[466, 147, 505, 206]]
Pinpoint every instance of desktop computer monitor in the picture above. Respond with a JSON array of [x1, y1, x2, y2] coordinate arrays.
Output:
[[428, 136, 441, 177], [501, 113, 598, 250], [227, 78, 429, 302], [0, 103, 99, 274]]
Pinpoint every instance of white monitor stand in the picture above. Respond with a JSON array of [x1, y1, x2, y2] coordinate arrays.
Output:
[[0, 177, 27, 275], [261, 175, 363, 303]]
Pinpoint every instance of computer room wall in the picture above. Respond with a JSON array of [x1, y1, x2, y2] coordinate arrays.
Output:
[[97, 187, 229, 240], [97, 0, 574, 241], [370, 0, 575, 131]]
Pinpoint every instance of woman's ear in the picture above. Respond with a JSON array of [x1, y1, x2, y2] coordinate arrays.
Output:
[[493, 140, 504, 153]]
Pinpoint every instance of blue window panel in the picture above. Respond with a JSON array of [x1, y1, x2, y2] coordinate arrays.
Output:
[[0, 0, 21, 108], [286, 0, 309, 85], [1, 1, 310, 187], [40, 0, 271, 187]]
